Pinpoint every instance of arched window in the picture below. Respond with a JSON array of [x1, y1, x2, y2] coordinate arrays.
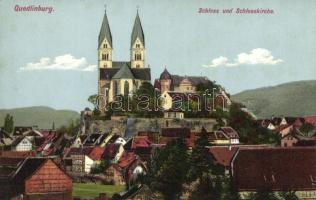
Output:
[[113, 81, 118, 98], [102, 54, 106, 60], [124, 81, 129, 97]]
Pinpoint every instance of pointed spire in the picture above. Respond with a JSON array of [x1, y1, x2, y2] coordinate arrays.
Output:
[[131, 10, 145, 48], [99, 8, 112, 48]]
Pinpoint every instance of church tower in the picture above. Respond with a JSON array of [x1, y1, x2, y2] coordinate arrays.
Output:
[[130, 11, 145, 68], [98, 10, 113, 69]]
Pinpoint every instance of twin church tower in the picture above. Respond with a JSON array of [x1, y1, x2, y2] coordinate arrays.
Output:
[[97, 9, 151, 108]]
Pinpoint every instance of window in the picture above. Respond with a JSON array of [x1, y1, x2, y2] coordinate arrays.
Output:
[[136, 64, 140, 68], [102, 54, 109, 60], [124, 81, 129, 97], [136, 44, 140, 48], [135, 53, 141, 61]]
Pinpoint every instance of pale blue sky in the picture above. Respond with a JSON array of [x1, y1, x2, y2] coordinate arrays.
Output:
[[0, 0, 315, 111]]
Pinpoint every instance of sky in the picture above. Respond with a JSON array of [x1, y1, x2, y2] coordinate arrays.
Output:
[[0, 0, 315, 111]]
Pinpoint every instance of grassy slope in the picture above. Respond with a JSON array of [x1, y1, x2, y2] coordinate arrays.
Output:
[[73, 183, 125, 198], [0, 106, 79, 129], [232, 80, 316, 118]]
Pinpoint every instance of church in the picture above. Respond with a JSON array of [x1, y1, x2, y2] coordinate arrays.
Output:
[[97, 10, 151, 109]]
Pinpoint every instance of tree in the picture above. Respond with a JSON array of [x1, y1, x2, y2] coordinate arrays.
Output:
[[221, 177, 241, 200], [278, 191, 299, 200], [3, 114, 14, 133], [228, 103, 278, 144], [299, 123, 315, 137], [88, 94, 98, 107], [189, 174, 220, 200], [90, 160, 110, 174], [57, 119, 80, 136], [247, 187, 279, 200], [149, 138, 189, 200], [187, 127, 214, 181]]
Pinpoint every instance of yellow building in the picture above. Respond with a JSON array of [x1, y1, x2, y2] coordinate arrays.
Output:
[[97, 10, 151, 109]]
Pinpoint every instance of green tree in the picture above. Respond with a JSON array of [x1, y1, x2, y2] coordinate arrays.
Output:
[[279, 191, 299, 200], [90, 160, 110, 174], [248, 187, 279, 200], [149, 138, 189, 200], [221, 177, 241, 200], [299, 123, 315, 137], [3, 114, 14, 133], [189, 174, 220, 200], [57, 119, 80, 136], [88, 94, 98, 106], [228, 103, 278, 144], [187, 127, 214, 181]]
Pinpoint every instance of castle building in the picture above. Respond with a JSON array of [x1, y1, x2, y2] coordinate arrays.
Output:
[[154, 68, 210, 94], [98, 10, 151, 109]]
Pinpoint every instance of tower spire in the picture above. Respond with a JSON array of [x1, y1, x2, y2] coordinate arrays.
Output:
[[131, 11, 145, 48], [98, 8, 112, 48]]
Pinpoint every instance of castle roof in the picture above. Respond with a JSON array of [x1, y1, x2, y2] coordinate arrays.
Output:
[[99, 10, 112, 48], [131, 12, 145, 47], [160, 68, 171, 79]]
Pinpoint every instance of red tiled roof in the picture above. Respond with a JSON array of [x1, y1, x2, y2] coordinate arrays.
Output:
[[0, 151, 36, 158], [103, 143, 121, 160], [232, 147, 316, 191], [161, 128, 191, 138], [66, 147, 94, 157], [118, 152, 137, 169], [207, 131, 228, 140], [208, 146, 239, 167], [304, 116, 316, 127], [132, 137, 151, 149], [88, 147, 105, 161], [219, 127, 239, 139]]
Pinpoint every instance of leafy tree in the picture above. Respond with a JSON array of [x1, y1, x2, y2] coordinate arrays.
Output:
[[189, 174, 220, 200], [278, 191, 299, 200], [88, 94, 98, 106], [228, 103, 278, 144], [57, 119, 80, 136], [299, 123, 315, 137], [221, 177, 241, 200], [148, 138, 189, 200], [90, 160, 110, 174], [3, 114, 14, 133], [247, 187, 279, 200], [187, 127, 214, 181]]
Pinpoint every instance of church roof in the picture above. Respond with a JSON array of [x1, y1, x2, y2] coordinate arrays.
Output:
[[100, 62, 151, 81], [98, 10, 112, 48], [112, 63, 134, 79], [131, 12, 145, 47]]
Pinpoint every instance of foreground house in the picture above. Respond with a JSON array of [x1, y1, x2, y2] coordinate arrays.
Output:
[[0, 157, 72, 200], [231, 147, 316, 199]]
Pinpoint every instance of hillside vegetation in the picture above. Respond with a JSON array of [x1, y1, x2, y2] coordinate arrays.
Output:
[[232, 80, 316, 118], [0, 106, 79, 129]]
